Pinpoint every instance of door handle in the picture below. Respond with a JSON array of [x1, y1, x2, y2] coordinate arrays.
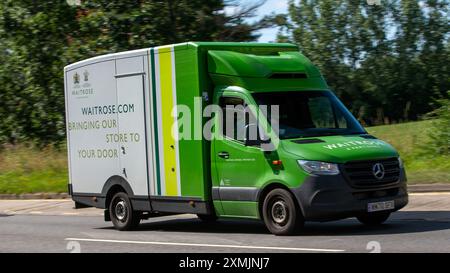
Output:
[[217, 151, 229, 159]]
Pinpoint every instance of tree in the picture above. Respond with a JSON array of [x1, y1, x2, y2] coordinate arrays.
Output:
[[0, 0, 270, 145], [420, 0, 450, 99], [281, 0, 449, 125], [0, 1, 78, 145], [68, 0, 273, 58]]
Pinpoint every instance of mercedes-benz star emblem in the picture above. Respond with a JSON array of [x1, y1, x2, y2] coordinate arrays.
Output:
[[372, 163, 385, 180]]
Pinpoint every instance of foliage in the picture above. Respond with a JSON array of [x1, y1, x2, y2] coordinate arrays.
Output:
[[367, 120, 450, 184], [0, 0, 449, 147], [0, 1, 77, 145], [0, 143, 68, 194], [422, 91, 450, 155], [0, 0, 271, 145], [279, 0, 449, 125]]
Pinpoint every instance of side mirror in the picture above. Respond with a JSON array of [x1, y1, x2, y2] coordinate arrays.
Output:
[[244, 123, 271, 146]]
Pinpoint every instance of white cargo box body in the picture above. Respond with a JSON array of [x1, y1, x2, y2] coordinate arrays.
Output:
[[64, 44, 211, 215], [64, 49, 154, 204]]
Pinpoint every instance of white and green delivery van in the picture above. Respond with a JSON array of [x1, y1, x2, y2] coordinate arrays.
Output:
[[64, 42, 408, 235]]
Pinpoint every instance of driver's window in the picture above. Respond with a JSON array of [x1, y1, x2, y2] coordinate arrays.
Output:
[[219, 96, 247, 142], [308, 96, 349, 129], [308, 96, 335, 128]]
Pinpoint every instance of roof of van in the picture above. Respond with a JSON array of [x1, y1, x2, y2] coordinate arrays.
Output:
[[64, 48, 149, 71], [64, 42, 299, 71], [207, 50, 321, 78]]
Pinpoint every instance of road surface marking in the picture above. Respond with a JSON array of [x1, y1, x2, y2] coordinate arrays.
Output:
[[65, 237, 344, 252], [409, 192, 450, 196], [29, 211, 43, 214]]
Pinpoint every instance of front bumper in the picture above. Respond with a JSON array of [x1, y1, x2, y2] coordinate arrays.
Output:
[[291, 168, 408, 221]]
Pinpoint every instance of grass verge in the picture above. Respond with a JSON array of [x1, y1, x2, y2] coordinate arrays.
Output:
[[0, 145, 68, 194], [367, 120, 449, 184]]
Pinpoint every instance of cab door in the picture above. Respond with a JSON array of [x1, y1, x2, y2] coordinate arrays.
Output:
[[212, 94, 268, 216]]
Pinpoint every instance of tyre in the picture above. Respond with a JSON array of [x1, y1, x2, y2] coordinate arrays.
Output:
[[109, 192, 141, 231], [357, 212, 391, 226], [197, 213, 218, 222], [262, 188, 304, 235]]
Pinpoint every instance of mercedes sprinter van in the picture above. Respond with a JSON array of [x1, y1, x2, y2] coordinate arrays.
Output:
[[64, 42, 408, 235]]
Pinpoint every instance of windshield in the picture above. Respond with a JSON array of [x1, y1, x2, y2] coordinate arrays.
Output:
[[252, 91, 366, 139]]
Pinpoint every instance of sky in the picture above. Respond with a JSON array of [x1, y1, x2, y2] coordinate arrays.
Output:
[[254, 0, 289, 42], [224, 0, 289, 43]]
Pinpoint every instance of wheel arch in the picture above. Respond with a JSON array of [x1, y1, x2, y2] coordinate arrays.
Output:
[[101, 175, 134, 209], [257, 182, 304, 219]]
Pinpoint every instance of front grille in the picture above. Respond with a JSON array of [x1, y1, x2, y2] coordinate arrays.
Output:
[[342, 157, 400, 189]]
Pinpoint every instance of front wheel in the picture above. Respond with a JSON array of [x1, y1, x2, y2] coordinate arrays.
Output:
[[357, 212, 391, 226], [262, 188, 304, 235], [109, 192, 141, 231]]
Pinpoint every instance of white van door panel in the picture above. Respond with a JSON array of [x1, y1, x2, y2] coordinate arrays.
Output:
[[116, 74, 150, 196]]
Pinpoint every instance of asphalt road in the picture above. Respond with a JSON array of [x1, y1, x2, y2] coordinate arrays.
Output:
[[1, 193, 450, 253]]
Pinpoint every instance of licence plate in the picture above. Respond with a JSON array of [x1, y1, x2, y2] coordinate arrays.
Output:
[[367, 200, 395, 212]]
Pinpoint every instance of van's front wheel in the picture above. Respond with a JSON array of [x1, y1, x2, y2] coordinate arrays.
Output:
[[262, 188, 303, 235], [109, 192, 141, 231]]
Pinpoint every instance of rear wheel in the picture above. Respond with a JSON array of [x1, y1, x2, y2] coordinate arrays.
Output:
[[109, 192, 141, 231], [262, 188, 304, 235], [357, 212, 391, 226]]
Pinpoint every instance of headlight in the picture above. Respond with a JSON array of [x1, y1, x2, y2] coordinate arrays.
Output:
[[398, 157, 404, 168], [297, 160, 340, 175]]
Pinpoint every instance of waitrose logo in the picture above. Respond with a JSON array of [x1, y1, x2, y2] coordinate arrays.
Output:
[[323, 140, 385, 150]]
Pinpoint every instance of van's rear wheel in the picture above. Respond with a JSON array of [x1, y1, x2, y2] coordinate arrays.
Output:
[[109, 192, 140, 231], [262, 188, 303, 235], [357, 212, 390, 226]]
